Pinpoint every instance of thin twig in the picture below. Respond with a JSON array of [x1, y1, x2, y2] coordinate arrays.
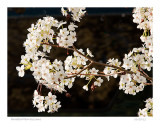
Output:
[[72, 45, 93, 62], [37, 83, 40, 91], [65, 62, 93, 79], [67, 71, 124, 77], [144, 83, 153, 85], [42, 42, 74, 51], [93, 61, 134, 74], [138, 65, 153, 83]]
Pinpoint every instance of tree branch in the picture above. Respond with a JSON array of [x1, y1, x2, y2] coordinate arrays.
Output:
[[72, 45, 153, 82], [72, 45, 134, 74], [42, 42, 74, 51], [65, 62, 94, 79], [67, 71, 124, 77], [138, 65, 153, 83], [72, 45, 94, 62], [144, 83, 152, 85], [42, 43, 153, 82]]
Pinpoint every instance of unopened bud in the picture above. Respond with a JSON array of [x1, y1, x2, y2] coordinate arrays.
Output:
[[66, 93, 71, 98], [91, 83, 96, 91]]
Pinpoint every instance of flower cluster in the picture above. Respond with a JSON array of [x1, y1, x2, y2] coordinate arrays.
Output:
[[61, 7, 86, 22], [65, 49, 88, 74], [30, 58, 75, 93], [133, 7, 153, 33], [25, 16, 60, 54], [65, 48, 94, 75], [119, 48, 153, 95], [16, 17, 60, 77], [16, 9, 83, 112], [119, 72, 146, 95], [133, 7, 153, 57], [122, 47, 153, 72], [118, 7, 153, 96], [103, 58, 121, 81], [33, 90, 61, 113], [138, 98, 153, 117], [64, 48, 102, 91], [56, 23, 78, 48]]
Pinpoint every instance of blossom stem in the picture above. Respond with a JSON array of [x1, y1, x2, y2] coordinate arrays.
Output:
[[87, 78, 92, 86]]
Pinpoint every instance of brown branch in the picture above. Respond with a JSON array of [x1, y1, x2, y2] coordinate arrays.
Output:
[[67, 71, 124, 77], [42, 42, 74, 51], [73, 45, 152, 82], [93, 61, 152, 82], [72, 45, 93, 62], [99, 71, 105, 74], [138, 65, 152, 83], [72, 45, 134, 74], [144, 83, 153, 85], [65, 62, 94, 79], [93, 61, 133, 74]]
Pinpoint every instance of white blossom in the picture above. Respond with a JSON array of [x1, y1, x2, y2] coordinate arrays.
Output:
[[83, 85, 88, 91], [94, 77, 103, 87], [87, 48, 94, 57], [16, 65, 25, 77]]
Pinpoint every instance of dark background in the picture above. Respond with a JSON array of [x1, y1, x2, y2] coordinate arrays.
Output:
[[8, 7, 152, 116]]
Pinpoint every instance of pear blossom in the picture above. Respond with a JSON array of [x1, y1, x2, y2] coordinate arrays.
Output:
[[32, 90, 61, 113], [68, 22, 78, 31], [94, 77, 103, 87], [53, 101, 61, 112], [45, 92, 57, 105], [37, 103, 45, 112], [83, 85, 88, 91], [87, 48, 94, 57], [89, 68, 98, 74], [16, 65, 25, 77], [62, 7, 86, 22], [138, 108, 148, 117], [138, 98, 153, 117], [61, 7, 68, 16]]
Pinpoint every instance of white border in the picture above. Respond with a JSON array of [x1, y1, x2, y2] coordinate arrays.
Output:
[[1, 0, 160, 124]]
